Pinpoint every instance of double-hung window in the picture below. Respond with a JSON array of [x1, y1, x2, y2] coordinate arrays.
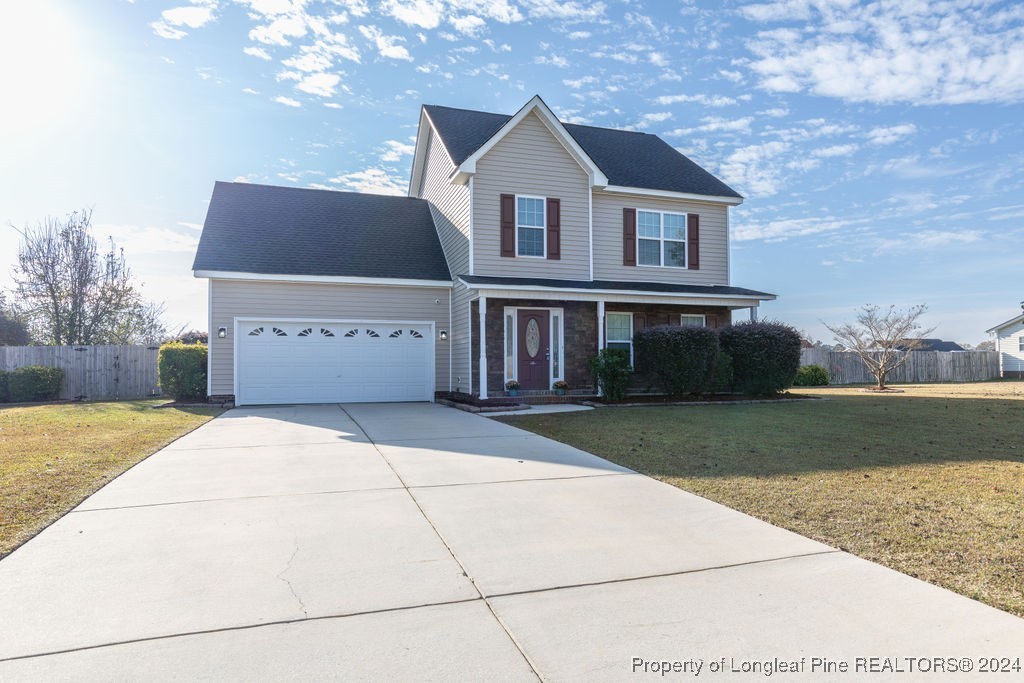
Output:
[[516, 196, 546, 257], [637, 210, 687, 268], [680, 314, 706, 328], [1019, 336, 1024, 352], [606, 312, 633, 363]]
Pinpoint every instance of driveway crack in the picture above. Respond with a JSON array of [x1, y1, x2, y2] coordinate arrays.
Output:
[[277, 530, 309, 619]]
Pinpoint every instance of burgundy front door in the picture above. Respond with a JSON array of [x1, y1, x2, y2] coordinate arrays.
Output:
[[517, 309, 550, 390]]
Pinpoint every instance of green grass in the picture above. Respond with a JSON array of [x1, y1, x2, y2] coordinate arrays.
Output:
[[498, 383, 1024, 617], [0, 400, 222, 558]]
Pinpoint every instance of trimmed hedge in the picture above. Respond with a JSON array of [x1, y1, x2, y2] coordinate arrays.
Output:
[[718, 321, 802, 395], [711, 350, 734, 393], [634, 325, 719, 396], [0, 369, 9, 402], [158, 342, 208, 401], [794, 364, 830, 386], [7, 365, 64, 403], [590, 349, 632, 401]]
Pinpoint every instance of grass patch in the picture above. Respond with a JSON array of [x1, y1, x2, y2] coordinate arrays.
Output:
[[498, 383, 1024, 617], [0, 400, 221, 558]]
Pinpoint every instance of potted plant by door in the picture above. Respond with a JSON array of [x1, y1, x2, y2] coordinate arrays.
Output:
[[505, 379, 520, 397], [552, 380, 569, 396]]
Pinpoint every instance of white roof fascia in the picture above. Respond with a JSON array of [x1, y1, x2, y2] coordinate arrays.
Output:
[[459, 278, 774, 304], [600, 185, 744, 206], [194, 270, 453, 288], [452, 95, 609, 188], [986, 313, 1024, 334], [408, 108, 444, 198]]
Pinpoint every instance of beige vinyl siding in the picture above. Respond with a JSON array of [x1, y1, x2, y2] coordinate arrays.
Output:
[[472, 112, 590, 279], [416, 126, 474, 392], [593, 191, 730, 285], [997, 321, 1024, 373], [209, 279, 451, 397]]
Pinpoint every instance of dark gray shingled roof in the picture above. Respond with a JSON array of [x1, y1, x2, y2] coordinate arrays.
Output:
[[192, 182, 451, 281], [459, 275, 774, 299], [423, 103, 742, 199]]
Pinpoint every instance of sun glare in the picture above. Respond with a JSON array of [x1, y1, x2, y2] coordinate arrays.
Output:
[[0, 1, 89, 135]]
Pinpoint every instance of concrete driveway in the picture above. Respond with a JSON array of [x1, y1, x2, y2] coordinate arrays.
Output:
[[1, 403, 1021, 681]]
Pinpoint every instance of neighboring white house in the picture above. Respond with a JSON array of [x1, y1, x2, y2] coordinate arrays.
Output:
[[986, 303, 1024, 379]]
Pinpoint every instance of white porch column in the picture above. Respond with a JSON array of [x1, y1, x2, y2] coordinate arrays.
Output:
[[478, 295, 488, 400], [596, 300, 605, 397], [749, 305, 759, 322]]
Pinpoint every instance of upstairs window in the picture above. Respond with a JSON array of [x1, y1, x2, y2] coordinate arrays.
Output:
[[1019, 336, 1024, 352], [516, 196, 546, 257], [637, 210, 687, 268]]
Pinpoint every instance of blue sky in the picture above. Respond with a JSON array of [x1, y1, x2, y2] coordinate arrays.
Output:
[[2, 0, 1022, 345]]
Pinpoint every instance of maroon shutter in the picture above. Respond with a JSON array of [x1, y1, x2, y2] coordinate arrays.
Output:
[[500, 194, 515, 257], [687, 213, 700, 269], [688, 214, 704, 270], [546, 198, 561, 260], [623, 208, 636, 266]]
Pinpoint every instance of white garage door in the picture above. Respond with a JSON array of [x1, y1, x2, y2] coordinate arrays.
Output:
[[237, 321, 434, 405]]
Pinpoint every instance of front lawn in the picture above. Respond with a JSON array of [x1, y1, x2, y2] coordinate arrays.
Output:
[[498, 383, 1024, 617], [0, 400, 222, 558]]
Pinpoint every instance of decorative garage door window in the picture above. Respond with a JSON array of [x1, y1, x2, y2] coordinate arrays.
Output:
[[272, 327, 287, 336], [298, 327, 336, 337], [248, 327, 264, 336], [389, 329, 426, 339]]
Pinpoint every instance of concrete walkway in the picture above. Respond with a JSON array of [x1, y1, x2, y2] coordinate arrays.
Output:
[[0, 403, 1021, 681]]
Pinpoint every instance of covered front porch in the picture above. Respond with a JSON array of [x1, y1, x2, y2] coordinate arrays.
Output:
[[461, 276, 775, 400]]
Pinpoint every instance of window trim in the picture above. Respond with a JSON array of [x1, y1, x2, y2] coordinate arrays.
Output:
[[680, 314, 707, 328], [636, 209, 688, 269], [515, 194, 547, 259], [605, 312, 634, 365], [1018, 336, 1024, 352]]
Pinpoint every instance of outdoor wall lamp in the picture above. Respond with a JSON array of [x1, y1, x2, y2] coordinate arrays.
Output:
[[439, 330, 448, 341], [217, 326, 227, 339]]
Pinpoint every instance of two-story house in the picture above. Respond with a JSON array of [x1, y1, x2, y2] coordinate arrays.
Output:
[[193, 96, 775, 405]]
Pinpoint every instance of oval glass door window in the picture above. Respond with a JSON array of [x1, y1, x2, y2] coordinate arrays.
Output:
[[525, 318, 541, 358]]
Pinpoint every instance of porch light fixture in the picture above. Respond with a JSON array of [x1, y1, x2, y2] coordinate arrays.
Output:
[[217, 326, 227, 339], [439, 330, 448, 341]]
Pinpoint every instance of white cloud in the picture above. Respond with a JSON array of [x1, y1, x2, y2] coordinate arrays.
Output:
[[273, 95, 301, 107], [733, 214, 860, 242], [329, 168, 406, 195], [535, 53, 569, 68], [451, 15, 486, 36], [744, 1, 1024, 105], [865, 123, 917, 145], [359, 25, 413, 61], [242, 87, 260, 94], [383, 0, 444, 29], [635, 111, 672, 129], [99, 223, 201, 255], [295, 72, 341, 97], [243, 46, 272, 60], [716, 140, 791, 197], [324, 102, 343, 109], [520, 0, 606, 21], [567, 30, 591, 39], [152, 4, 217, 38], [875, 229, 984, 254], [563, 76, 598, 89], [655, 93, 737, 107], [380, 139, 415, 162], [667, 116, 754, 136], [249, 15, 307, 45], [812, 143, 858, 158]]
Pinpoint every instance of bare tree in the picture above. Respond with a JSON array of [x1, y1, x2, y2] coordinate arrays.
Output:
[[11, 209, 167, 345], [824, 304, 935, 390]]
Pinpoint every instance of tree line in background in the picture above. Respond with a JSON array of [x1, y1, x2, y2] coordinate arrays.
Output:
[[0, 209, 205, 347]]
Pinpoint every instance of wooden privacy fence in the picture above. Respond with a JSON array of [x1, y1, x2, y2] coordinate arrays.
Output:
[[0, 345, 162, 401], [800, 348, 1000, 385]]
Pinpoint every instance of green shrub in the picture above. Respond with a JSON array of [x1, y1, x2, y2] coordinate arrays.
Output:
[[793, 364, 830, 386], [158, 342, 208, 401], [634, 325, 719, 396], [711, 350, 734, 393], [0, 369, 9, 402], [590, 349, 632, 401], [7, 365, 64, 403], [718, 320, 802, 395]]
